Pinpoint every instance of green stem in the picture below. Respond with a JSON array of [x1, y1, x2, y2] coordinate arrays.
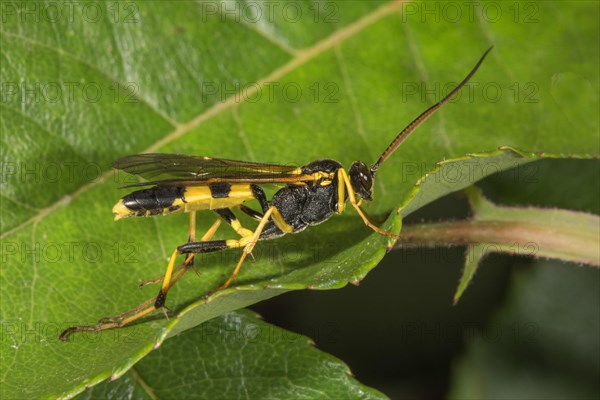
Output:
[[397, 218, 599, 267]]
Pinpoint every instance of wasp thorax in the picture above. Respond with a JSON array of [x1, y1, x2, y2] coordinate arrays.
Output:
[[349, 161, 374, 201]]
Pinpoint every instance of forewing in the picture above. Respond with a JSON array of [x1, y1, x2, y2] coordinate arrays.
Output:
[[113, 153, 302, 187]]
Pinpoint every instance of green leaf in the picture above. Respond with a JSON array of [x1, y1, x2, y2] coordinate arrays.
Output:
[[76, 309, 387, 400], [454, 243, 488, 305], [1, 1, 598, 398], [399, 147, 540, 217]]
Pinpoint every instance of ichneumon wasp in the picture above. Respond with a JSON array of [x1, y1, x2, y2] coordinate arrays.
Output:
[[60, 46, 493, 340]]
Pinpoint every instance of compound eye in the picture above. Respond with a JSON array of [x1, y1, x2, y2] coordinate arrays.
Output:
[[360, 171, 372, 190], [349, 161, 374, 201]]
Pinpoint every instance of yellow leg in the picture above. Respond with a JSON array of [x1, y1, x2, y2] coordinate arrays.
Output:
[[206, 206, 277, 297], [229, 217, 254, 237], [140, 208, 262, 287], [337, 167, 346, 213], [59, 218, 222, 341], [140, 216, 221, 287], [156, 218, 222, 307], [338, 169, 400, 239]]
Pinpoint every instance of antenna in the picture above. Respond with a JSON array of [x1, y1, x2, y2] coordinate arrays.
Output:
[[370, 46, 494, 174]]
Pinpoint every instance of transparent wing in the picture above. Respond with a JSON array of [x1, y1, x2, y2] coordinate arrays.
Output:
[[113, 153, 305, 187]]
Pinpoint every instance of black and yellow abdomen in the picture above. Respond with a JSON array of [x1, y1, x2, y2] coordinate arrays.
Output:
[[112, 183, 255, 220]]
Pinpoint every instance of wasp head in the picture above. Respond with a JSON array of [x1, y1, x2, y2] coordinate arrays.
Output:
[[349, 161, 374, 201]]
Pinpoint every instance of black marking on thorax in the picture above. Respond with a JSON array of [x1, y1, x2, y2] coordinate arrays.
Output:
[[301, 159, 343, 175]]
